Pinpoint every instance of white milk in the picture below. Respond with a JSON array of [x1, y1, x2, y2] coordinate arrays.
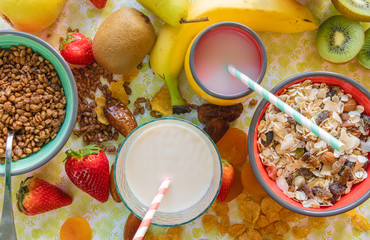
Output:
[[124, 121, 214, 213]]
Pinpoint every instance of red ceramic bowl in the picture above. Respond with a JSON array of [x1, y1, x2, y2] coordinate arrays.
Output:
[[248, 71, 370, 216]]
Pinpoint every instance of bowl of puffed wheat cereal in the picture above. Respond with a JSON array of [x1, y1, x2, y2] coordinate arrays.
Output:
[[0, 30, 77, 175], [249, 71, 370, 216]]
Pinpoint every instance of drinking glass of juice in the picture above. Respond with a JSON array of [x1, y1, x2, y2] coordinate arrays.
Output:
[[185, 21, 267, 106], [114, 118, 222, 226]]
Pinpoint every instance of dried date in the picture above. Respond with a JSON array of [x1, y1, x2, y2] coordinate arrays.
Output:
[[104, 99, 138, 137], [197, 103, 243, 124], [203, 118, 229, 143], [261, 131, 273, 147]]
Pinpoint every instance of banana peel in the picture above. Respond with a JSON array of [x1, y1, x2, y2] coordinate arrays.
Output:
[[150, 0, 318, 114]]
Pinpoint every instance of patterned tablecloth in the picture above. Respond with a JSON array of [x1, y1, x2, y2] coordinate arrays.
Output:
[[0, 0, 369, 239]]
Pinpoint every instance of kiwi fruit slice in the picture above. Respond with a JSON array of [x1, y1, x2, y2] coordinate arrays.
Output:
[[357, 28, 370, 68], [316, 15, 364, 63], [331, 0, 370, 22]]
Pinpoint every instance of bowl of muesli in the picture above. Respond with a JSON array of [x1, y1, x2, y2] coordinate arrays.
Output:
[[0, 30, 77, 175], [249, 71, 370, 216]]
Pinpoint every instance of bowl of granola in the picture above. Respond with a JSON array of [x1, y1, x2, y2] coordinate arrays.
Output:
[[249, 71, 370, 216], [0, 30, 77, 175]]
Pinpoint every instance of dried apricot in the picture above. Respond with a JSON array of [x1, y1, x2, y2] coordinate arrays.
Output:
[[241, 161, 267, 196], [60, 217, 92, 240], [202, 214, 218, 232], [216, 128, 248, 168], [308, 216, 326, 229], [291, 226, 310, 239]]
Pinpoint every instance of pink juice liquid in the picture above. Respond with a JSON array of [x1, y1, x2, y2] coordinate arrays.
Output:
[[194, 27, 262, 95]]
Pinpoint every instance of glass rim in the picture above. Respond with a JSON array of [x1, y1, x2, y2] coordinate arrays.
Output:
[[114, 117, 223, 226]]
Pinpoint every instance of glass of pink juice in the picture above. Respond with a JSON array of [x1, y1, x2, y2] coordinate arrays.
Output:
[[185, 22, 267, 105]]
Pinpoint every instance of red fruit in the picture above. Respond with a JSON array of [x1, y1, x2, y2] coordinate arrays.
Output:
[[65, 145, 109, 202], [59, 32, 94, 65], [90, 0, 107, 9], [16, 177, 73, 216], [217, 159, 235, 201]]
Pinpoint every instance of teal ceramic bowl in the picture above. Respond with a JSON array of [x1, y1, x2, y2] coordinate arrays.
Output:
[[0, 30, 77, 176]]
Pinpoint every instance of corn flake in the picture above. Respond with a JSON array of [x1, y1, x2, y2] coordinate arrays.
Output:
[[274, 221, 290, 234], [217, 223, 228, 235], [239, 200, 260, 224], [236, 193, 248, 205], [150, 85, 173, 116], [259, 223, 275, 236], [261, 197, 282, 215], [122, 67, 139, 82], [278, 208, 304, 222], [269, 234, 284, 240], [166, 226, 183, 240], [109, 80, 129, 105], [345, 209, 357, 217], [213, 201, 229, 217], [291, 226, 310, 239], [236, 229, 262, 240], [256, 215, 270, 228], [202, 214, 218, 232], [94, 96, 109, 125], [220, 215, 230, 227], [228, 224, 247, 237], [308, 216, 326, 229], [352, 213, 370, 231], [266, 212, 280, 223]]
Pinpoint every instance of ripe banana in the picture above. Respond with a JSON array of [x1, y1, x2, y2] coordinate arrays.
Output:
[[150, 0, 318, 111]]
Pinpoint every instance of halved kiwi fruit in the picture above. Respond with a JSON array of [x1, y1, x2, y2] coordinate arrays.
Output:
[[317, 15, 364, 63], [331, 0, 370, 22], [357, 28, 370, 68]]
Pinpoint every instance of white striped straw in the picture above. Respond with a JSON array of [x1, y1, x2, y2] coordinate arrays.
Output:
[[226, 65, 345, 152], [133, 177, 172, 240]]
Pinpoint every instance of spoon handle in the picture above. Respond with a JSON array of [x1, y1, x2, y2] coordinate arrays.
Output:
[[0, 131, 17, 240]]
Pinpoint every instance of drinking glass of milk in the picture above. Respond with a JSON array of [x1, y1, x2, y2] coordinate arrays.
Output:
[[185, 21, 267, 106], [114, 118, 222, 226]]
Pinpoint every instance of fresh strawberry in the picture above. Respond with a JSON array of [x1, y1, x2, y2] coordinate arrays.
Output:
[[65, 145, 109, 202], [217, 159, 235, 201], [59, 32, 94, 65], [90, 0, 107, 9], [16, 177, 73, 216]]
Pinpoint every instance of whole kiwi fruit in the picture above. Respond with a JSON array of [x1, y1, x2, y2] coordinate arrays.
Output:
[[93, 8, 156, 74]]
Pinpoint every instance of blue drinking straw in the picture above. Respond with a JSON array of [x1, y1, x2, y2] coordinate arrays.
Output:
[[226, 64, 345, 152]]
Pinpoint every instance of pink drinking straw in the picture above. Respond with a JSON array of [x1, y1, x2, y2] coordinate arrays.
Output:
[[133, 177, 172, 240]]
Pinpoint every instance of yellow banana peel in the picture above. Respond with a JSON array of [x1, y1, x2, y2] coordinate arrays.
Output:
[[150, 0, 318, 110]]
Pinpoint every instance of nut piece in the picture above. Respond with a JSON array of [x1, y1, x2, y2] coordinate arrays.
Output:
[[109, 163, 121, 203], [104, 99, 138, 137], [343, 98, 357, 112], [203, 118, 229, 143], [321, 152, 336, 166]]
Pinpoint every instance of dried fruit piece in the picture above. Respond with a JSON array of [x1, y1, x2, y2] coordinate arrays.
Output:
[[274, 221, 290, 234], [216, 128, 248, 168], [291, 226, 310, 239], [124, 213, 141, 240], [202, 214, 218, 232], [150, 85, 173, 116], [109, 163, 121, 203], [104, 98, 138, 137], [312, 186, 333, 200], [197, 103, 243, 124], [260, 197, 282, 215], [316, 111, 331, 125], [236, 229, 262, 240], [109, 80, 129, 105], [241, 161, 267, 196], [95, 96, 110, 125], [60, 217, 92, 240], [352, 213, 370, 231], [203, 118, 229, 143], [261, 131, 273, 147], [308, 216, 326, 229], [228, 224, 247, 237]]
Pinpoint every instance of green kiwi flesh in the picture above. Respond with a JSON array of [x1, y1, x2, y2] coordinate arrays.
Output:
[[317, 15, 364, 63], [357, 28, 370, 69], [332, 0, 370, 22]]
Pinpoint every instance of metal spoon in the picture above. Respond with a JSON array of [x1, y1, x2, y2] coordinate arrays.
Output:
[[0, 131, 17, 240]]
